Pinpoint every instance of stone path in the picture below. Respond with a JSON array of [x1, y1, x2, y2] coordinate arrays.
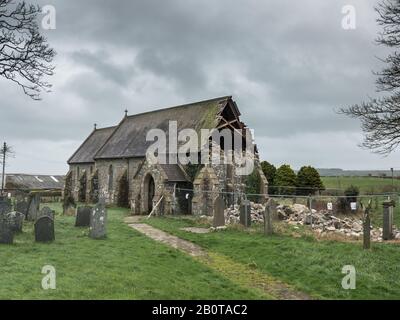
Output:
[[129, 223, 207, 257], [125, 215, 311, 300]]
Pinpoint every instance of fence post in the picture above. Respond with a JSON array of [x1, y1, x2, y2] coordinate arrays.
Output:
[[264, 199, 275, 236], [383, 199, 395, 240], [363, 201, 371, 250]]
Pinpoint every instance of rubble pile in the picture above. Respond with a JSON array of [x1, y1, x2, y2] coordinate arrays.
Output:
[[224, 202, 400, 242]]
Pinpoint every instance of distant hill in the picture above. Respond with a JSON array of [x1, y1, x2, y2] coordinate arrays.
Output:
[[316, 168, 400, 177]]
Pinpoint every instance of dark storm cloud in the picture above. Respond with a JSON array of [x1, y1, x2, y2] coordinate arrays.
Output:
[[1, 0, 399, 174]]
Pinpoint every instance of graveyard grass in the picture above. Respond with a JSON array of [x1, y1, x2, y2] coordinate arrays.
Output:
[[0, 204, 263, 300], [145, 216, 400, 300]]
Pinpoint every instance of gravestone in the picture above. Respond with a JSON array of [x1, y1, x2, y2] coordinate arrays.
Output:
[[40, 206, 55, 220], [212, 196, 225, 228], [239, 200, 251, 227], [0, 198, 12, 216], [27, 194, 40, 221], [383, 200, 395, 240], [34, 216, 55, 242], [15, 200, 29, 217], [89, 202, 107, 239], [0, 218, 14, 244], [264, 199, 276, 236], [6, 211, 24, 233], [75, 206, 92, 227]]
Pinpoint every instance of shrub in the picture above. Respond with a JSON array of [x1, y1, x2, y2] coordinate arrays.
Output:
[[296, 166, 325, 196], [245, 169, 261, 202], [261, 161, 277, 194], [274, 164, 297, 195]]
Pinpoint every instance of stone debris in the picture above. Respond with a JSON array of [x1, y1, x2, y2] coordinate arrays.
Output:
[[224, 202, 400, 242]]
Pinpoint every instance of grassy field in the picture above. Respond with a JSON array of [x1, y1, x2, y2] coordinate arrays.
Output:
[[0, 203, 263, 300], [321, 176, 400, 193], [146, 216, 400, 300]]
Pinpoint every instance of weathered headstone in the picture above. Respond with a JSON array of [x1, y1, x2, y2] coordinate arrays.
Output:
[[0, 218, 14, 244], [89, 203, 107, 239], [40, 206, 55, 220], [0, 198, 11, 216], [239, 200, 251, 227], [15, 200, 29, 217], [383, 200, 395, 240], [6, 211, 24, 233], [34, 216, 55, 242], [75, 206, 92, 227], [27, 194, 40, 221], [264, 199, 276, 236], [213, 196, 225, 228]]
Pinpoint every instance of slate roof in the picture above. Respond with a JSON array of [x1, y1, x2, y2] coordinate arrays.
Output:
[[5, 174, 65, 190], [94, 96, 232, 159], [68, 126, 117, 164]]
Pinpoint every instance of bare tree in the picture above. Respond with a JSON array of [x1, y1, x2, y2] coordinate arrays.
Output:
[[0, 0, 55, 100], [0, 142, 14, 194], [339, 0, 400, 154]]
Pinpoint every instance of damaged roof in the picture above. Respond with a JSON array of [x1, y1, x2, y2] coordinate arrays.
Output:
[[160, 164, 189, 182], [5, 174, 65, 190], [94, 96, 232, 159], [68, 126, 117, 164]]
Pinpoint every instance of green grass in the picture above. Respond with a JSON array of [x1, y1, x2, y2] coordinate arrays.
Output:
[[146, 216, 400, 300], [0, 204, 263, 300], [322, 176, 400, 194]]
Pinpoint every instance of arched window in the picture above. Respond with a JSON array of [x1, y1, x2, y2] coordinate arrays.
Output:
[[108, 165, 114, 190], [77, 167, 80, 181]]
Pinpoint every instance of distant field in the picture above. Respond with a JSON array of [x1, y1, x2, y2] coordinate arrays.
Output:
[[321, 176, 400, 194]]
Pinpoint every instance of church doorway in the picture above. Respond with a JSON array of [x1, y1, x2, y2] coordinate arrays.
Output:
[[143, 173, 155, 214]]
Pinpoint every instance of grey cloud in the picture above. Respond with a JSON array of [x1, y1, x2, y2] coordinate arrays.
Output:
[[0, 0, 394, 174]]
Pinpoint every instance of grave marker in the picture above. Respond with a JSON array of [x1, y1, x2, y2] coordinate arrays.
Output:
[[240, 200, 251, 227], [89, 202, 107, 239], [75, 206, 92, 227], [6, 211, 24, 233], [0, 218, 13, 244], [40, 206, 55, 220], [212, 196, 225, 228], [27, 194, 40, 221], [264, 199, 276, 235], [34, 216, 55, 242]]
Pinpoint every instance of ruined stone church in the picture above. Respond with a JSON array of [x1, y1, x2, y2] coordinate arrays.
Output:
[[66, 96, 268, 215]]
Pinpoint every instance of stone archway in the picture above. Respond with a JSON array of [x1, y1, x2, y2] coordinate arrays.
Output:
[[142, 173, 155, 214]]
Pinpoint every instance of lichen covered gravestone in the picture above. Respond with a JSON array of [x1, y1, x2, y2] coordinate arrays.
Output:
[[0, 218, 14, 244], [213, 195, 225, 228], [89, 203, 107, 239], [27, 194, 40, 221], [15, 200, 29, 217], [6, 211, 24, 233], [0, 198, 12, 216], [75, 206, 92, 227], [239, 200, 251, 227], [40, 206, 55, 220], [264, 199, 276, 236], [34, 216, 55, 242]]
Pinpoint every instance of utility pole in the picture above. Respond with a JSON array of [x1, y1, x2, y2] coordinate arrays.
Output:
[[1, 142, 6, 195]]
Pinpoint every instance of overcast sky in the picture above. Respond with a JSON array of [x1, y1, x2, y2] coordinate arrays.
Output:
[[1, 0, 400, 174]]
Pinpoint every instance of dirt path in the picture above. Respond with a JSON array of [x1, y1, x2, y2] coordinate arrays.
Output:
[[125, 216, 311, 300]]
